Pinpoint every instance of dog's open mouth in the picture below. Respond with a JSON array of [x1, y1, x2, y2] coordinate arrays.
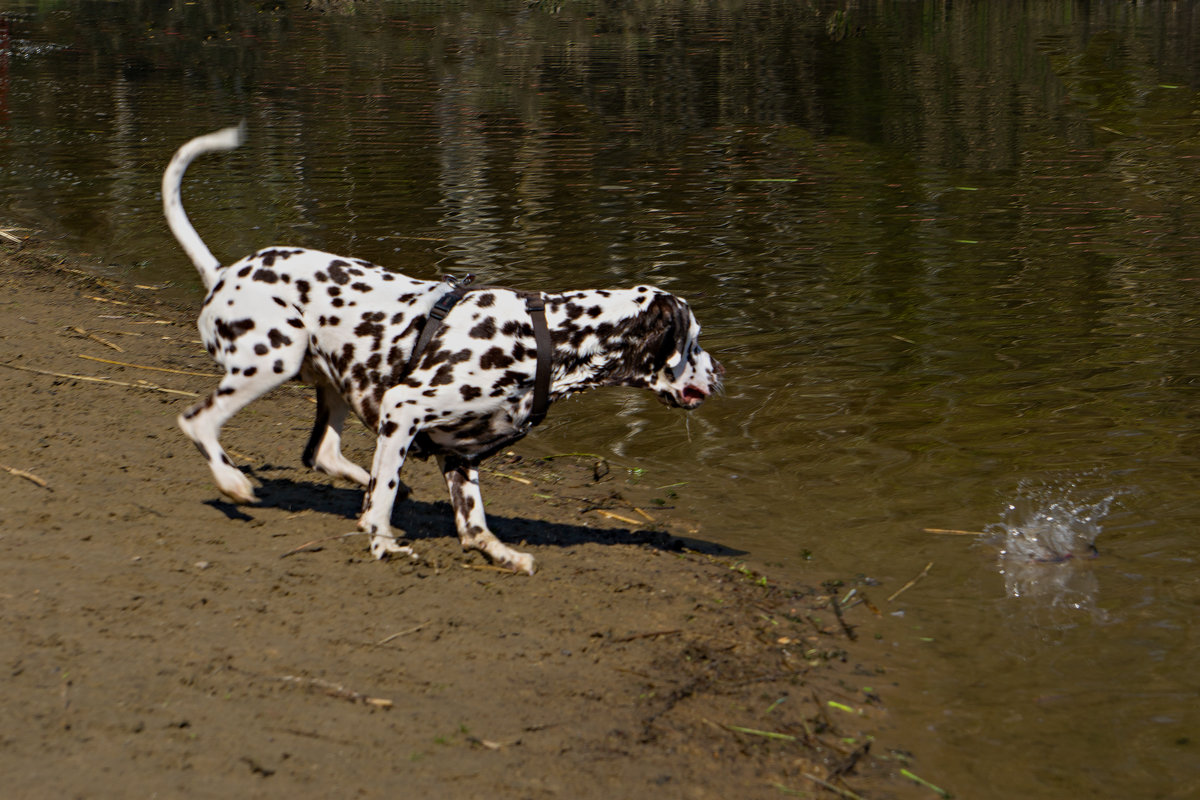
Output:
[[678, 384, 708, 409], [659, 384, 709, 409]]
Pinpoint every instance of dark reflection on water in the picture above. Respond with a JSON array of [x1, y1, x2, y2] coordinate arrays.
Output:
[[4, 1, 1200, 796]]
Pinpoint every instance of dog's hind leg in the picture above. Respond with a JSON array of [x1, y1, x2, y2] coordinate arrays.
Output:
[[179, 340, 306, 503], [438, 454, 536, 575], [301, 379, 370, 486]]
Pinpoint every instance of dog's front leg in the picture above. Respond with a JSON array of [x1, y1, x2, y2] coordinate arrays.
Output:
[[438, 455, 536, 575], [357, 404, 421, 561]]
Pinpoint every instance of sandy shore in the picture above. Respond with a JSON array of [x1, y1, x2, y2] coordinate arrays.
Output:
[[0, 237, 912, 798]]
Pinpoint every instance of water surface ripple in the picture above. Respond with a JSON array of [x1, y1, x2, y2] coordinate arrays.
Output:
[[3, 2, 1199, 796]]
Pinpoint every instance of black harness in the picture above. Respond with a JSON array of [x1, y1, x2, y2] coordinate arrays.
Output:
[[404, 275, 554, 428]]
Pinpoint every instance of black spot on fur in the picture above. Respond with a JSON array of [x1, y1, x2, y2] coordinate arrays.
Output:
[[215, 318, 255, 340], [327, 260, 352, 285], [476, 292, 495, 308], [268, 329, 292, 348], [469, 318, 496, 340], [429, 364, 456, 386], [460, 385, 482, 401], [296, 280, 311, 304], [237, 265, 252, 278], [243, 366, 258, 377], [254, 343, 269, 356], [273, 359, 285, 374], [253, 268, 279, 283], [286, 317, 303, 328]]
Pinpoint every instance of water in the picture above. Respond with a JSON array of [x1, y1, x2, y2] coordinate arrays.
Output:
[[3, 1, 1200, 796]]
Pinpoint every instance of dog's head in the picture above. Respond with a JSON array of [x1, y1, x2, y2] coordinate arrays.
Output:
[[606, 290, 722, 410]]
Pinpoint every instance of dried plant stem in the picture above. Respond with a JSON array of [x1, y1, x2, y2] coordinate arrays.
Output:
[[275, 674, 393, 709], [377, 621, 429, 645], [0, 463, 50, 490], [0, 361, 199, 397], [76, 353, 216, 377], [887, 562, 933, 603], [71, 327, 125, 352], [481, 467, 532, 485], [591, 509, 643, 526]]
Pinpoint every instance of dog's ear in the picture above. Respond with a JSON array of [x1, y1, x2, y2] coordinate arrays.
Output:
[[638, 295, 691, 378]]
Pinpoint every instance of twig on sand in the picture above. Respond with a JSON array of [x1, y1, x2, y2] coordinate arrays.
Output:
[[900, 768, 952, 798], [611, 629, 683, 643], [0, 361, 199, 397], [481, 467, 532, 485], [376, 621, 430, 645], [459, 562, 518, 574], [0, 463, 50, 490], [280, 532, 362, 558], [71, 327, 125, 353], [590, 509, 644, 526], [887, 562, 933, 603], [799, 773, 865, 800], [76, 353, 217, 377], [828, 595, 857, 641], [275, 674, 393, 709], [922, 527, 986, 536], [722, 723, 797, 741]]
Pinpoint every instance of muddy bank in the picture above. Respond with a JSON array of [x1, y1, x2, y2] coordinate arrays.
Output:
[[0, 237, 918, 798]]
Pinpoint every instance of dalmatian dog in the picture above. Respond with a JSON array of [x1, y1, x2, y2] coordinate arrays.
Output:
[[163, 124, 722, 574]]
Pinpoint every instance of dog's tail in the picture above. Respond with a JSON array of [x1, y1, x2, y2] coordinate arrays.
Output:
[[162, 122, 246, 291]]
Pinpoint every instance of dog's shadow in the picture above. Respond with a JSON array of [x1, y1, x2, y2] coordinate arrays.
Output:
[[206, 469, 742, 558]]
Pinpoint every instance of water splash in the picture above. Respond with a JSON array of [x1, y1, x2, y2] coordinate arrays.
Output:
[[984, 476, 1125, 610]]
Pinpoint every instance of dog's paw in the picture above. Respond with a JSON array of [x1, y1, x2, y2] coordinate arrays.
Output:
[[315, 458, 371, 487], [369, 534, 417, 562], [496, 548, 537, 576], [217, 471, 257, 505]]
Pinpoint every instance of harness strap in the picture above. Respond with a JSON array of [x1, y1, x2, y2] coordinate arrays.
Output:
[[404, 274, 475, 375], [525, 293, 552, 427], [405, 275, 553, 429]]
